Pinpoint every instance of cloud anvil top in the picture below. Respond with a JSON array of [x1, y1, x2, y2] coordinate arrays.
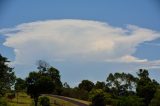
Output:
[[0, 19, 160, 66]]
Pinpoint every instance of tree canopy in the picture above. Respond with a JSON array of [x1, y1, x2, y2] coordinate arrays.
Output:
[[26, 60, 62, 106], [0, 54, 15, 96]]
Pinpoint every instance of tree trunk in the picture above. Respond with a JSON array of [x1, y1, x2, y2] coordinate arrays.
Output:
[[34, 97, 38, 106]]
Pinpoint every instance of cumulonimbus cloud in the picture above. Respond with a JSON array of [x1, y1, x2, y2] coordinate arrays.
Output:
[[0, 19, 160, 65]]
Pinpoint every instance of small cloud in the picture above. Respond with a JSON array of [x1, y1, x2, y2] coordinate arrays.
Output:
[[105, 55, 148, 63]]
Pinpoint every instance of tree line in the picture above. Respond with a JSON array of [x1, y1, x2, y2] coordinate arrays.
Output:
[[0, 54, 160, 106]]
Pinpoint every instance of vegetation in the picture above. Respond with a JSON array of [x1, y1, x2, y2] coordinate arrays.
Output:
[[149, 88, 160, 106], [39, 96, 50, 106], [0, 54, 15, 96], [7, 92, 32, 106], [0, 54, 160, 106], [26, 60, 62, 106]]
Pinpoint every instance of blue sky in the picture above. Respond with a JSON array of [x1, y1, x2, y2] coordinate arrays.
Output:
[[0, 0, 160, 86]]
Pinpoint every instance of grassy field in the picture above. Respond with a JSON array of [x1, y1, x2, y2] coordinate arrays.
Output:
[[7, 92, 85, 106], [7, 92, 32, 106]]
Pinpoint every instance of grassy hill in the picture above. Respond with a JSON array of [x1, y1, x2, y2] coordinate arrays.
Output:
[[7, 92, 89, 106]]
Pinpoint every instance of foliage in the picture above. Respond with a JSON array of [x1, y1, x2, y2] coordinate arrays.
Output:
[[0, 97, 8, 106], [89, 89, 106, 106], [149, 88, 160, 106], [7, 92, 32, 106], [78, 80, 94, 92], [39, 96, 50, 106], [117, 96, 144, 106], [136, 69, 157, 106], [15, 78, 26, 92], [106, 72, 137, 96], [94, 81, 105, 89], [0, 54, 16, 96], [26, 72, 54, 106], [26, 60, 62, 106]]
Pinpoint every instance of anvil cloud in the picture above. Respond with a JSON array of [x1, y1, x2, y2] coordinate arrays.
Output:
[[0, 19, 160, 66]]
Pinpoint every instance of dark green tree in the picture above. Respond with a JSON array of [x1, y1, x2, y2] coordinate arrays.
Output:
[[26, 61, 62, 106], [89, 89, 106, 106], [15, 78, 26, 91], [118, 96, 144, 106], [0, 54, 15, 96], [63, 82, 70, 88], [149, 88, 160, 106], [26, 72, 54, 106], [106, 72, 136, 96], [95, 81, 105, 89], [36, 60, 62, 94], [78, 80, 94, 92], [136, 69, 157, 106], [47, 67, 62, 94]]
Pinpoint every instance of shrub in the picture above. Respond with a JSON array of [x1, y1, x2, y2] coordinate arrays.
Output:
[[39, 96, 50, 106], [0, 97, 8, 106], [149, 89, 160, 106], [89, 89, 106, 106], [117, 96, 144, 106]]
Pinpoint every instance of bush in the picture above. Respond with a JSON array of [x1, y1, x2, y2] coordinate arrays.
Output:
[[149, 89, 160, 106], [39, 96, 50, 106], [117, 96, 144, 106], [0, 97, 8, 106], [89, 89, 106, 106]]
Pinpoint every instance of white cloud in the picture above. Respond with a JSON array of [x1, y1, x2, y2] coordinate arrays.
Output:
[[139, 60, 160, 69], [0, 19, 160, 65], [105, 55, 148, 63]]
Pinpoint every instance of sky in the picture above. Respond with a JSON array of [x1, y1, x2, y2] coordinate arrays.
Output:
[[0, 0, 160, 86]]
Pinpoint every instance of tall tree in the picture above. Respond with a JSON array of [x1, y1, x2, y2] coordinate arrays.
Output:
[[136, 69, 157, 106], [78, 80, 94, 92], [47, 67, 62, 94], [15, 78, 26, 91], [149, 87, 160, 106], [0, 54, 15, 96], [95, 81, 105, 89], [26, 61, 62, 106], [36, 60, 50, 73], [106, 72, 136, 96], [26, 72, 55, 106]]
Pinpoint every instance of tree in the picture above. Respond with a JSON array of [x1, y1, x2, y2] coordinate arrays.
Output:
[[0, 54, 15, 96], [106, 72, 136, 96], [15, 78, 26, 91], [89, 89, 106, 106], [26, 72, 54, 106], [136, 69, 157, 106], [47, 67, 62, 94], [63, 82, 70, 88], [36, 60, 50, 73], [78, 80, 94, 92], [117, 96, 144, 106], [149, 88, 160, 106], [26, 62, 62, 106], [36, 61, 62, 94], [95, 81, 105, 89], [15, 78, 26, 103]]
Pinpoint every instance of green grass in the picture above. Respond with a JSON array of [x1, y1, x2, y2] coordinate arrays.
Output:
[[7, 92, 88, 106], [7, 92, 32, 106]]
